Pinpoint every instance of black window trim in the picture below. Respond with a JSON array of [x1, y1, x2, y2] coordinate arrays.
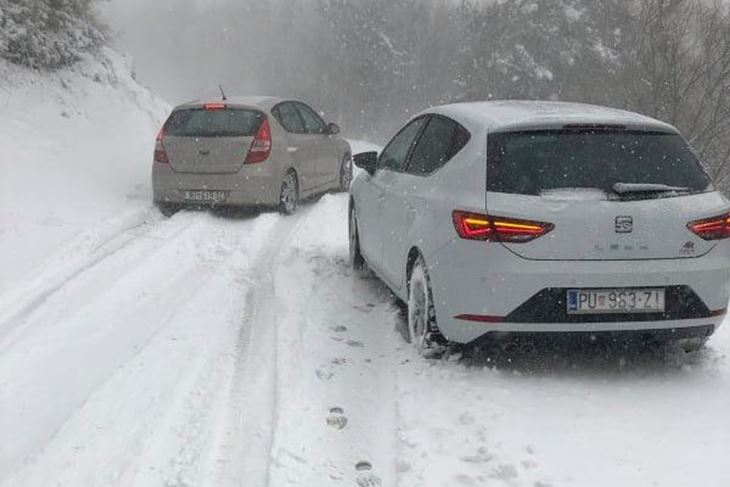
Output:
[[272, 101, 307, 134], [377, 115, 430, 173], [403, 114, 472, 177]]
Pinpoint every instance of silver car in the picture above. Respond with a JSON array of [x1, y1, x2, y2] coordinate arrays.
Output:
[[153, 97, 352, 215], [350, 101, 730, 355]]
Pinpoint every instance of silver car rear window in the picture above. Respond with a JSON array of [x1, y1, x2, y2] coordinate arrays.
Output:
[[164, 108, 264, 137], [487, 129, 713, 197]]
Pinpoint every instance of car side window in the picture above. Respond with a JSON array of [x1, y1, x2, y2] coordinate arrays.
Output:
[[294, 102, 327, 135], [273, 103, 306, 134], [407, 115, 471, 176], [378, 117, 428, 173]]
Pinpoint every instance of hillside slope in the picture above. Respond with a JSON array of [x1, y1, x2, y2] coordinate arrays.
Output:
[[0, 48, 168, 293]]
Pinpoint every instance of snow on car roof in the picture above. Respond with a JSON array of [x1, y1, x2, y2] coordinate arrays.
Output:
[[428, 100, 679, 134]]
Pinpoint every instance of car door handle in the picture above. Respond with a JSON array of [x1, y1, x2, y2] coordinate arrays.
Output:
[[376, 194, 386, 202], [287, 147, 299, 153]]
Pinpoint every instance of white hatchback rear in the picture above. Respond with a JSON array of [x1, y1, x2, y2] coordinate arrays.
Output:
[[350, 101, 730, 353]]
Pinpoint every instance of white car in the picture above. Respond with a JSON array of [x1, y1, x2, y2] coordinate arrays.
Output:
[[349, 101, 730, 354]]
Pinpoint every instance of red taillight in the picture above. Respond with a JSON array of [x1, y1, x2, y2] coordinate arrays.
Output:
[[452, 211, 554, 243], [154, 128, 169, 164], [204, 103, 226, 111], [245, 117, 272, 164], [688, 213, 730, 240]]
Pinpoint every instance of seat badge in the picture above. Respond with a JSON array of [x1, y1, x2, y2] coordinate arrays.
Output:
[[615, 216, 633, 233]]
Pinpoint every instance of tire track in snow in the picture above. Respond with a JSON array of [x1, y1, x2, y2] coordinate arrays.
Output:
[[0, 210, 282, 485], [212, 207, 311, 487], [264, 194, 400, 487], [0, 208, 195, 346]]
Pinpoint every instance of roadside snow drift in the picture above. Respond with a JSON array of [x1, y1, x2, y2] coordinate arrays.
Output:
[[0, 48, 168, 293]]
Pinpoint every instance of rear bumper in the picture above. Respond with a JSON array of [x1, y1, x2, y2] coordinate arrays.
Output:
[[428, 238, 730, 344], [152, 162, 280, 207]]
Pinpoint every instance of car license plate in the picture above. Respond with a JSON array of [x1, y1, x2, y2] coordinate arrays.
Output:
[[567, 288, 665, 314], [184, 190, 227, 203]]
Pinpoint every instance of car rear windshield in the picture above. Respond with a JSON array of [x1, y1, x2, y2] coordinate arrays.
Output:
[[164, 108, 264, 137], [487, 129, 713, 196]]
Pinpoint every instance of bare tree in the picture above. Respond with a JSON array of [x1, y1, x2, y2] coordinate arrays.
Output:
[[622, 0, 730, 187]]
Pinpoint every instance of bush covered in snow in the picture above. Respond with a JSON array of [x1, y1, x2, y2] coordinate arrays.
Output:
[[0, 0, 105, 70]]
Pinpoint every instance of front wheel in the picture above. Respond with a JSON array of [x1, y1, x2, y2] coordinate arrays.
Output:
[[407, 256, 446, 356], [338, 153, 353, 192], [279, 171, 299, 215], [156, 202, 180, 218], [349, 204, 365, 270]]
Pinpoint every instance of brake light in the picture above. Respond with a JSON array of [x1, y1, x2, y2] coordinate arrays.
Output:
[[452, 211, 554, 243], [688, 213, 730, 240], [245, 117, 272, 164], [204, 103, 226, 111], [154, 128, 169, 164]]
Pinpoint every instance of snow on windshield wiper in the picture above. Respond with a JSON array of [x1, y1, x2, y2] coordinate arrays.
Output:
[[612, 183, 692, 195]]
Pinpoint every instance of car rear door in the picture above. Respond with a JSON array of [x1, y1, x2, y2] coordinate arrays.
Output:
[[382, 115, 470, 289], [358, 117, 428, 276], [293, 102, 339, 188], [163, 105, 263, 174], [485, 128, 727, 261], [272, 102, 318, 191]]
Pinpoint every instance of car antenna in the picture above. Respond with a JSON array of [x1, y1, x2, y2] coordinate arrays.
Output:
[[219, 84, 227, 101]]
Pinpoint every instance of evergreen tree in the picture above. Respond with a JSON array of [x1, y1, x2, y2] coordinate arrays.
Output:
[[0, 0, 105, 70]]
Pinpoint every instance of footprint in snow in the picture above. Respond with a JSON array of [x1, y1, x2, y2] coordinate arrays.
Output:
[[316, 358, 348, 381], [346, 339, 365, 348], [489, 464, 518, 481], [331, 325, 348, 333], [355, 461, 382, 487], [326, 407, 348, 430]]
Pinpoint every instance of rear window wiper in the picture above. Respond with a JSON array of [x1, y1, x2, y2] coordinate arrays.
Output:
[[612, 183, 692, 195]]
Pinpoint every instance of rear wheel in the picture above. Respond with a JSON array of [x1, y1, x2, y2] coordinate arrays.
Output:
[[338, 153, 353, 192], [279, 170, 299, 215], [407, 256, 446, 356], [156, 202, 180, 218], [349, 204, 365, 270]]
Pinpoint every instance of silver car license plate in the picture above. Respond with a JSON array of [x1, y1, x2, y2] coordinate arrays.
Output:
[[567, 288, 665, 314], [184, 190, 227, 203]]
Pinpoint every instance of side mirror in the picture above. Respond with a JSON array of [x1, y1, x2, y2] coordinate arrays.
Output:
[[327, 122, 341, 135], [353, 151, 378, 175]]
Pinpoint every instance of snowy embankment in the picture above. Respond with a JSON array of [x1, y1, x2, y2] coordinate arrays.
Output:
[[0, 48, 168, 294]]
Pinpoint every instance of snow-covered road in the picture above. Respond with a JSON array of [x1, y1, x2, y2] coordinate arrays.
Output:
[[1, 194, 729, 487]]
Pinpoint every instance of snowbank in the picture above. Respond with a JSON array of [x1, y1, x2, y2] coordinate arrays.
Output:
[[0, 48, 169, 292]]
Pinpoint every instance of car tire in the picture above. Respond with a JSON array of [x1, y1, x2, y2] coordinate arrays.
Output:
[[407, 256, 446, 356], [278, 170, 299, 215], [338, 153, 353, 192], [349, 203, 366, 271], [156, 202, 180, 218]]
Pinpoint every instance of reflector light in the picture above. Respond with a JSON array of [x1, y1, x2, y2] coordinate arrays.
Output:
[[455, 314, 504, 324], [688, 213, 730, 240], [452, 211, 553, 243], [204, 103, 226, 111], [154, 128, 169, 164], [245, 117, 272, 164]]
